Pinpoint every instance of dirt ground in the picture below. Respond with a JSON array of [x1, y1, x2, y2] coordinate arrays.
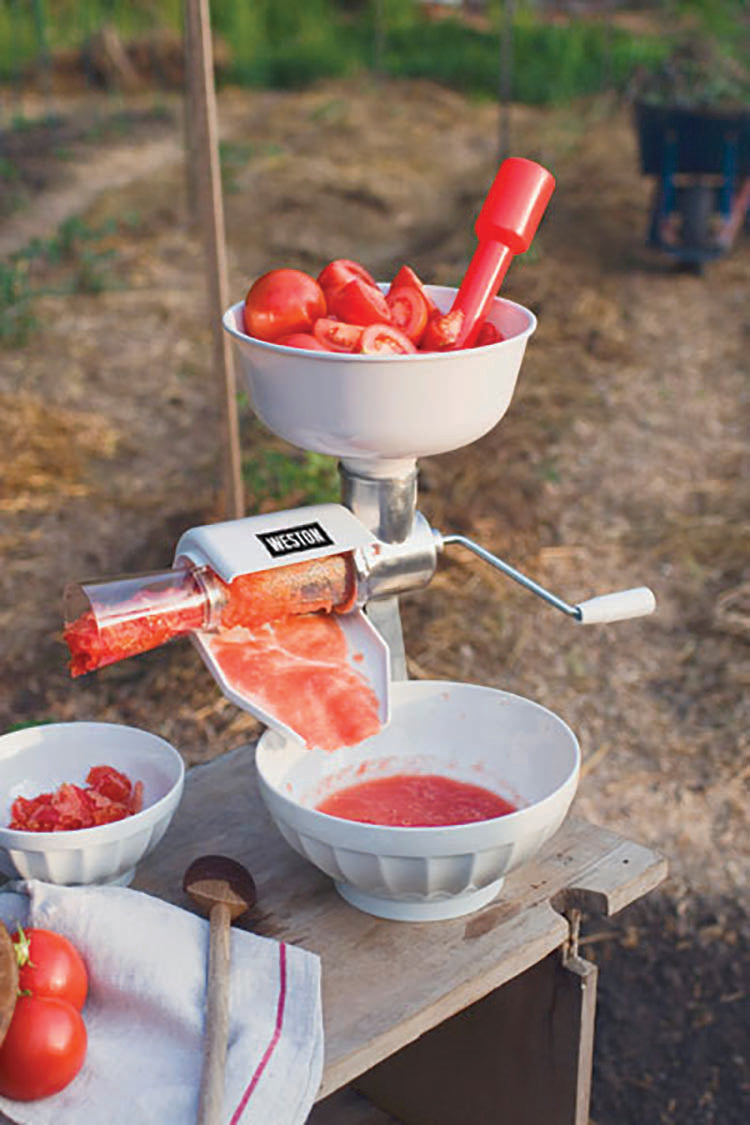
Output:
[[0, 77, 748, 1123]]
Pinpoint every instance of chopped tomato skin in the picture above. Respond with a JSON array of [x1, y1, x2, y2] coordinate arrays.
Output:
[[359, 323, 417, 355], [313, 318, 364, 352], [327, 278, 392, 327], [385, 285, 429, 344], [9, 766, 143, 832]]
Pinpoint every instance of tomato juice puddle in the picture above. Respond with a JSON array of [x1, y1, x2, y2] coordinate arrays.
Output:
[[204, 612, 381, 751], [316, 773, 516, 827]]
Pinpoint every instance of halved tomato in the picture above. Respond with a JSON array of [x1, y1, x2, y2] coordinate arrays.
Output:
[[385, 286, 429, 344], [275, 333, 329, 351], [420, 309, 465, 351], [388, 265, 439, 317], [317, 259, 378, 297], [313, 318, 364, 352], [359, 324, 417, 355], [328, 278, 392, 326]]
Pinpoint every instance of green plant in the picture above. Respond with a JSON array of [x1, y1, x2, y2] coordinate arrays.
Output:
[[630, 31, 750, 109], [3, 719, 56, 734], [0, 260, 37, 346], [242, 448, 340, 511], [0, 0, 738, 106], [0, 215, 127, 347]]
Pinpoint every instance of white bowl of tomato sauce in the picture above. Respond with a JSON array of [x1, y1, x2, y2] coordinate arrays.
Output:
[[223, 286, 535, 470], [0, 723, 184, 887], [256, 680, 580, 921]]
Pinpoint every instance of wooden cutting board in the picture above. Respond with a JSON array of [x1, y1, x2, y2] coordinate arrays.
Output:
[[0, 922, 17, 1046]]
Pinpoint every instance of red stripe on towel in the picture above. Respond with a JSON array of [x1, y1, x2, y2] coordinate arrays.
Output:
[[230, 942, 288, 1123]]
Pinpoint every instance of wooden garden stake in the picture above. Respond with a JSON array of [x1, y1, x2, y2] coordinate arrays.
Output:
[[183, 0, 244, 519], [498, 0, 515, 162]]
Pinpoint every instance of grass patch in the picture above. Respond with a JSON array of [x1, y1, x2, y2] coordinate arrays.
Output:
[[0, 0, 688, 106], [242, 446, 340, 512], [0, 214, 131, 346], [218, 139, 284, 192]]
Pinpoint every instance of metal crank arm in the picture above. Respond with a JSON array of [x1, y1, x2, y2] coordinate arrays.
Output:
[[436, 533, 656, 624]]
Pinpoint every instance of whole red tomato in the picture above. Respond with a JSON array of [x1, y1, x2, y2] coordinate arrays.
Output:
[[0, 995, 87, 1101], [16, 927, 88, 1011], [243, 269, 326, 343]]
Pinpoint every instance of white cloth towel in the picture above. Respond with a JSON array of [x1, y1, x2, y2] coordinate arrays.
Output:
[[0, 880, 323, 1125]]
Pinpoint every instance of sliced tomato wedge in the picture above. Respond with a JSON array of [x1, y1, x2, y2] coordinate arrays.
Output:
[[420, 309, 465, 351], [275, 332, 329, 350], [473, 320, 505, 347], [385, 285, 429, 344], [388, 264, 440, 317], [328, 278, 392, 326], [359, 323, 417, 355], [313, 318, 364, 352], [317, 259, 378, 298]]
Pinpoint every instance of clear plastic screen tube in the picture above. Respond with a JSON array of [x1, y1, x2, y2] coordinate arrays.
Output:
[[63, 565, 223, 677], [63, 554, 357, 677]]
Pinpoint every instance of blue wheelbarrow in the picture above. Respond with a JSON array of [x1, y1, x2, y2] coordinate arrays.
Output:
[[634, 100, 750, 273]]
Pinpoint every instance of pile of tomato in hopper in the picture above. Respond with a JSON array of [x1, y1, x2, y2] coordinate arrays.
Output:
[[242, 259, 504, 354]]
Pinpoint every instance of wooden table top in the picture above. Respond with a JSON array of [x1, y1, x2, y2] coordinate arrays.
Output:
[[134, 743, 667, 1100]]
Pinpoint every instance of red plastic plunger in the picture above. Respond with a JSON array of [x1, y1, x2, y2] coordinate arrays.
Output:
[[448, 157, 556, 348], [64, 554, 357, 677]]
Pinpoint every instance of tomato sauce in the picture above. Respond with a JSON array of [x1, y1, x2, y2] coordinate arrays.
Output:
[[205, 614, 381, 751], [315, 773, 516, 827]]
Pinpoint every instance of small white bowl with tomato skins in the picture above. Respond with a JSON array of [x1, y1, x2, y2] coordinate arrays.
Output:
[[0, 722, 184, 886]]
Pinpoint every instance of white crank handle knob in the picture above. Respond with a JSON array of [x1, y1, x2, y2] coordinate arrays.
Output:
[[575, 586, 656, 625]]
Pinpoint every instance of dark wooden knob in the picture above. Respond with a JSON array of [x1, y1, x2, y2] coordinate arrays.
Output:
[[183, 854, 257, 921]]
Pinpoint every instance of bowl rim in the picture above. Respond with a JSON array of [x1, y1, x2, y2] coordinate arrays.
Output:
[[0, 721, 185, 847], [222, 289, 537, 362], [256, 681, 581, 846]]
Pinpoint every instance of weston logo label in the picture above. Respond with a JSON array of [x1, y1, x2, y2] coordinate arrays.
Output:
[[256, 521, 335, 558]]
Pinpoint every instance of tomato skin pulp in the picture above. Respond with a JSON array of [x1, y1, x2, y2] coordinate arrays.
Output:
[[243, 269, 327, 342], [0, 995, 87, 1101], [17, 929, 88, 1011], [316, 774, 516, 827], [10, 765, 143, 832]]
